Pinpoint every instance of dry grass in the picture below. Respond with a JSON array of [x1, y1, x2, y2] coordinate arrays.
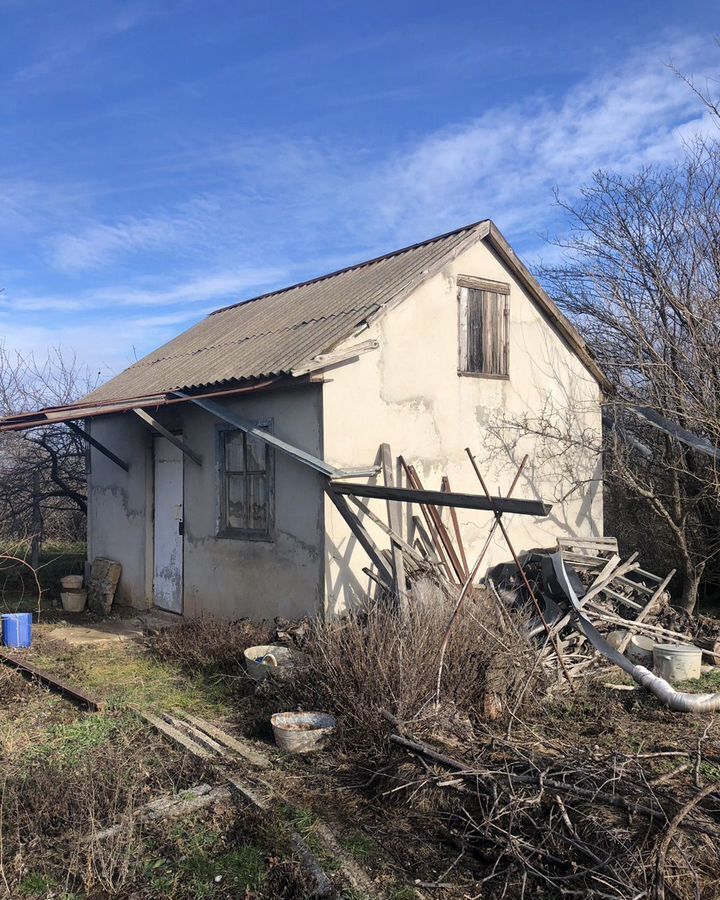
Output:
[[152, 614, 271, 681], [266, 580, 543, 755], [0, 719, 209, 897]]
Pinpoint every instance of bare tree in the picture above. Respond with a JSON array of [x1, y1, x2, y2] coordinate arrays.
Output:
[[0, 344, 97, 546], [541, 125, 720, 612]]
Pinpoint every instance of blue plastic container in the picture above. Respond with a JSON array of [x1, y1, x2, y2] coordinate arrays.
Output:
[[2, 613, 32, 648]]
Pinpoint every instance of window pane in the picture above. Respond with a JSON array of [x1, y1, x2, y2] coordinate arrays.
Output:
[[466, 289, 507, 375], [247, 473, 268, 530], [466, 288, 485, 372], [224, 431, 245, 472], [246, 434, 267, 473], [226, 475, 246, 529]]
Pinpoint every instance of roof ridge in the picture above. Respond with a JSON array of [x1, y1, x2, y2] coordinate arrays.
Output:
[[208, 219, 487, 317]]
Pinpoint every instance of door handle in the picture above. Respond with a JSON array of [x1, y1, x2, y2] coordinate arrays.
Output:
[[178, 520, 184, 536]]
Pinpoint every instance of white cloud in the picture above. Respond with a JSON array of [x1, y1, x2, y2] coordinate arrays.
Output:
[[47, 215, 184, 273], [369, 35, 719, 249], [2, 268, 286, 313]]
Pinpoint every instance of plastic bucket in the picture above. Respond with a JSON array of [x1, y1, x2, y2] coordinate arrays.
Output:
[[61, 575, 83, 590], [271, 711, 336, 754], [626, 635, 655, 667], [2, 613, 32, 649], [61, 590, 87, 613], [653, 643, 702, 682], [244, 645, 296, 681]]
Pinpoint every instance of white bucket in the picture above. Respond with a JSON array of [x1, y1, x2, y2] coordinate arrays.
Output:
[[626, 635, 655, 667], [271, 711, 336, 754], [606, 629, 627, 650], [61, 590, 87, 613], [653, 643, 702, 682], [61, 575, 83, 590], [244, 645, 295, 681]]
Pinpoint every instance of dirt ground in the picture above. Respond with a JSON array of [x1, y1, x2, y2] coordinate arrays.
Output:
[[2, 604, 720, 899]]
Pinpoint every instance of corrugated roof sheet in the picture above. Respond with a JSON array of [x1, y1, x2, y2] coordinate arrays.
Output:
[[84, 222, 485, 404]]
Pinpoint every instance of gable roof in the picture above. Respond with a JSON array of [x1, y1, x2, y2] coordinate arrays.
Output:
[[2, 220, 606, 432], [83, 221, 487, 405]]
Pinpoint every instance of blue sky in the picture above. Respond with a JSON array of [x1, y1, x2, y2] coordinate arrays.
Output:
[[1, 1, 718, 379]]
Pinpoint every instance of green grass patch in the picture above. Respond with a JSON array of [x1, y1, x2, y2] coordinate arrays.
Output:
[[29, 711, 136, 765]]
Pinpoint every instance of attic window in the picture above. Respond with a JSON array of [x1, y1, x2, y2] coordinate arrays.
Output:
[[457, 276, 510, 378], [217, 422, 274, 541]]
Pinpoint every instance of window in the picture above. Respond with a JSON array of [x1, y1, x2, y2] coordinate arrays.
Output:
[[218, 424, 274, 540], [458, 276, 510, 377]]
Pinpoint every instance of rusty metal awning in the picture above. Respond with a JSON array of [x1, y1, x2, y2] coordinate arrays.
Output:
[[0, 377, 285, 433]]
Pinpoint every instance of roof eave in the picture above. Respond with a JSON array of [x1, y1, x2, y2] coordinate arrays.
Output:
[[484, 222, 611, 393]]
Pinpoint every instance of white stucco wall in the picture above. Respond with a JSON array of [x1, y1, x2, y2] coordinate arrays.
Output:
[[87, 384, 325, 619], [321, 236, 603, 613]]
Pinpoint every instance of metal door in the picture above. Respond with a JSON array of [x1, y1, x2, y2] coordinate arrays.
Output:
[[153, 435, 184, 613]]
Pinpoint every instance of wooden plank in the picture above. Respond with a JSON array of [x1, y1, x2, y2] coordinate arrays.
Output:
[[617, 569, 675, 654], [133, 408, 202, 465], [0, 650, 103, 711], [291, 339, 379, 376], [67, 421, 129, 472], [325, 488, 394, 587], [346, 496, 425, 562], [593, 586, 644, 611], [403, 463, 466, 582], [330, 480, 551, 517], [558, 536, 619, 549], [442, 475, 469, 577], [178, 713, 271, 769], [381, 443, 408, 616], [411, 515, 438, 561], [162, 713, 228, 756], [578, 554, 639, 607], [136, 709, 213, 759]]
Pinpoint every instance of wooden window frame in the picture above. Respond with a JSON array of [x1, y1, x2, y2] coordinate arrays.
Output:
[[457, 275, 510, 379], [216, 420, 275, 541]]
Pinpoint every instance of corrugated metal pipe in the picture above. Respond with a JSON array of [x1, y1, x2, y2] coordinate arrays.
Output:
[[550, 552, 720, 714]]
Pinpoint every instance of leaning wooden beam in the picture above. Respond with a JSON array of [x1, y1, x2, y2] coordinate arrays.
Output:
[[325, 488, 395, 587], [132, 408, 202, 465], [442, 475, 470, 578], [66, 421, 129, 472], [402, 462, 465, 582], [346, 496, 425, 563], [0, 650, 103, 711], [176, 391, 378, 479], [329, 480, 551, 517], [381, 443, 409, 617]]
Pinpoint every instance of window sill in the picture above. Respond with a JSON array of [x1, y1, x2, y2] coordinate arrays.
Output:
[[457, 370, 510, 381], [216, 529, 275, 543]]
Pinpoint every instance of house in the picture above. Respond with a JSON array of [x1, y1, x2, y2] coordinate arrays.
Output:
[[1, 221, 606, 618]]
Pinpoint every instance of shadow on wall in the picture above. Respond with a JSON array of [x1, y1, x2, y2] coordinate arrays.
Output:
[[324, 445, 389, 616], [475, 328, 603, 538]]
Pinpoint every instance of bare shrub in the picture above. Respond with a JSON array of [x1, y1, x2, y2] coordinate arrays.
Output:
[[0, 722, 208, 896], [268, 581, 543, 754], [152, 614, 272, 678]]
